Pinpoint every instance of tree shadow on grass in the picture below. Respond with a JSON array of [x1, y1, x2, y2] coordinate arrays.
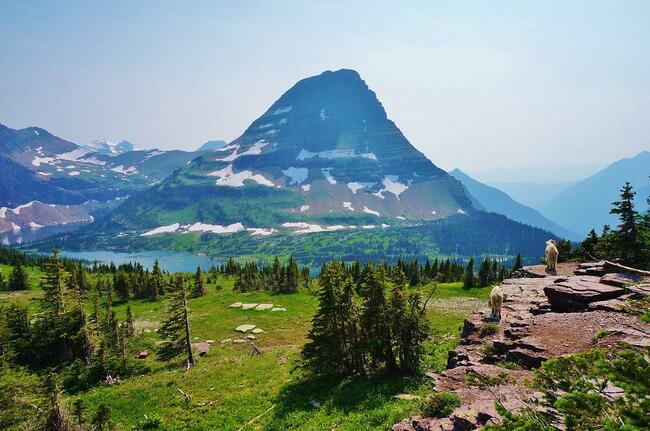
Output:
[[269, 370, 425, 429]]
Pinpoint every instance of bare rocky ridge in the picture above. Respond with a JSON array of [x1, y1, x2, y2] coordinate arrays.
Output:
[[394, 262, 650, 430]]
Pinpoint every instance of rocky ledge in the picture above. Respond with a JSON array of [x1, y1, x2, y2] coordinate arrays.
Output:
[[394, 262, 650, 430]]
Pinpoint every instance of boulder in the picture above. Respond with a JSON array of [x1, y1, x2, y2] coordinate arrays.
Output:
[[544, 276, 626, 311], [136, 350, 148, 359], [255, 303, 273, 311], [271, 307, 287, 312], [194, 342, 210, 356], [235, 324, 256, 333], [229, 302, 243, 308], [241, 303, 258, 310]]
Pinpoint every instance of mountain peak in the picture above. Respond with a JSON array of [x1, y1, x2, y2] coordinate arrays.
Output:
[[83, 139, 137, 155]]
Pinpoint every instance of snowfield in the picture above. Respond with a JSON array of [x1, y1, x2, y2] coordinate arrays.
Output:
[[373, 176, 409, 200], [282, 167, 308, 185], [347, 181, 375, 194], [363, 206, 380, 216], [207, 164, 274, 187], [297, 148, 377, 161]]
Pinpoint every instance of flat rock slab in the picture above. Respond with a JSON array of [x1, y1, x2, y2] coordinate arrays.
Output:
[[251, 328, 264, 334], [544, 275, 626, 311], [255, 303, 273, 311], [600, 273, 641, 288], [229, 302, 243, 308], [235, 324, 256, 333], [241, 303, 258, 310], [271, 307, 286, 312]]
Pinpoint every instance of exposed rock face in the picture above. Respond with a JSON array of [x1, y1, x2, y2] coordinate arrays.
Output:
[[543, 275, 627, 311], [394, 263, 650, 431]]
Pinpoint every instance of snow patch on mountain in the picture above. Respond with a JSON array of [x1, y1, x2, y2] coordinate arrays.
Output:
[[297, 148, 377, 161], [373, 176, 409, 200], [272, 106, 293, 115], [57, 148, 90, 162], [111, 165, 139, 175], [343, 201, 354, 211], [207, 164, 274, 188], [282, 167, 308, 185], [246, 227, 277, 236], [347, 181, 375, 194], [363, 206, 380, 216], [321, 168, 337, 184]]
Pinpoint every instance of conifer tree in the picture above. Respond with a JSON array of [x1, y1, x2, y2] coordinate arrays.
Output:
[[152, 259, 163, 297], [463, 258, 475, 288], [70, 272, 94, 363], [284, 256, 299, 293], [302, 262, 353, 372], [190, 266, 206, 298], [477, 257, 490, 287], [360, 264, 397, 372], [511, 254, 523, 273], [4, 303, 31, 365], [41, 373, 70, 431], [41, 250, 66, 315], [610, 182, 642, 264], [91, 403, 111, 431], [157, 275, 195, 367], [8, 262, 29, 290], [71, 399, 85, 428], [124, 304, 135, 337]]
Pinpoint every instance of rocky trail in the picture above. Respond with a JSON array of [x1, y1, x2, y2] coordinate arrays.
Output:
[[394, 262, 650, 430]]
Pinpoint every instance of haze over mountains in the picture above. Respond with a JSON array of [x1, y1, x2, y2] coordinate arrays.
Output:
[[0, 123, 218, 232], [540, 151, 650, 236], [449, 169, 580, 240], [3, 69, 645, 261], [38, 69, 560, 264]]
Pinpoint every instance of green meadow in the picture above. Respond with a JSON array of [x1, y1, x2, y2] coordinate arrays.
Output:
[[1, 266, 492, 431]]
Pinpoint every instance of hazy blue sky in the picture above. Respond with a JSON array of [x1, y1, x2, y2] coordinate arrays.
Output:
[[1, 1, 648, 172]]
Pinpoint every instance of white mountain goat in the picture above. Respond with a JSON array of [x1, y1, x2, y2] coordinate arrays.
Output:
[[488, 286, 504, 319], [545, 239, 559, 272]]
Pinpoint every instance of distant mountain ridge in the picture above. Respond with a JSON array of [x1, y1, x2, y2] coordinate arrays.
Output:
[[82, 139, 137, 155], [449, 169, 580, 240], [0, 123, 215, 232], [540, 151, 650, 236]]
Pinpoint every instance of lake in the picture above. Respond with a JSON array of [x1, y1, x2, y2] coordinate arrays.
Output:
[[59, 250, 221, 273]]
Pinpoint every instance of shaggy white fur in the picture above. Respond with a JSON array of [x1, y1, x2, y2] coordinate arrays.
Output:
[[545, 239, 559, 271]]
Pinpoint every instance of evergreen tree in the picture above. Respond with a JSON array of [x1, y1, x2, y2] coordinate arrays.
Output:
[[8, 262, 29, 290], [70, 272, 94, 363], [124, 304, 135, 337], [463, 258, 475, 288], [610, 182, 642, 264], [41, 250, 66, 315], [360, 264, 397, 372], [91, 403, 111, 431], [157, 276, 195, 367], [477, 257, 490, 287], [580, 229, 599, 258], [41, 373, 70, 431], [511, 254, 523, 273], [4, 303, 31, 365], [283, 256, 299, 293], [151, 259, 163, 297], [302, 262, 359, 374], [71, 399, 85, 428], [190, 266, 206, 298]]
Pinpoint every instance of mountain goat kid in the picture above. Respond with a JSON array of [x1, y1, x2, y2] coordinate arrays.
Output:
[[488, 286, 504, 320]]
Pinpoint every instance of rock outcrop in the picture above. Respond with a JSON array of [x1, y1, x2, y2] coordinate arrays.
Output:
[[394, 262, 650, 431]]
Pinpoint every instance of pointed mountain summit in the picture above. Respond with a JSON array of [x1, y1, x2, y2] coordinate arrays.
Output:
[[88, 69, 472, 236]]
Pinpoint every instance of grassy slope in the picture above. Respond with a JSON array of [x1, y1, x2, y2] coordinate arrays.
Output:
[[0, 266, 492, 431]]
